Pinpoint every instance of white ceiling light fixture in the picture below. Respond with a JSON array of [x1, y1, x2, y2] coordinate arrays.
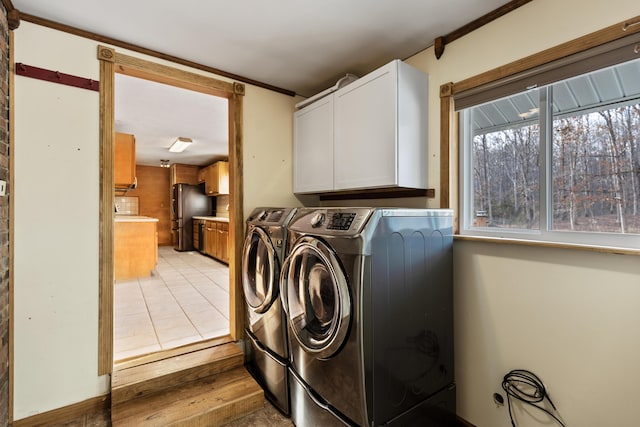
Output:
[[160, 159, 170, 168], [169, 137, 193, 153]]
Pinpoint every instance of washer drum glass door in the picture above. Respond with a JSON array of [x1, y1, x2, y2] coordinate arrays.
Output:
[[281, 237, 350, 360], [243, 227, 279, 313]]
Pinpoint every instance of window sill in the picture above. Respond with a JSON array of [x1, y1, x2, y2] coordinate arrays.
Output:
[[454, 234, 640, 256]]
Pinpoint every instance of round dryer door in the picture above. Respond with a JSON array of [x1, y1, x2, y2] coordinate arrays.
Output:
[[242, 226, 279, 314], [281, 237, 351, 360]]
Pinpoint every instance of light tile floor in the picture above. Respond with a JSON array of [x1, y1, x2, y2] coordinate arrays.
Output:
[[114, 246, 230, 361]]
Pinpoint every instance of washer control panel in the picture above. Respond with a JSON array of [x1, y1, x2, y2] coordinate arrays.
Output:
[[247, 207, 296, 225], [327, 212, 356, 230], [289, 208, 374, 235]]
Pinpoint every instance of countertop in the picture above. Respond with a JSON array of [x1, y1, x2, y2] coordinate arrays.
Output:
[[193, 216, 230, 222], [115, 215, 159, 223]]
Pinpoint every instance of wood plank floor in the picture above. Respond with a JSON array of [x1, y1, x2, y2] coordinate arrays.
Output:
[[220, 400, 294, 427]]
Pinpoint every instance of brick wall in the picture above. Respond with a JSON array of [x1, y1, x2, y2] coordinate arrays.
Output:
[[0, 4, 8, 426]]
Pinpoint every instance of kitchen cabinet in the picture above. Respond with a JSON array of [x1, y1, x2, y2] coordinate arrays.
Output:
[[293, 59, 428, 193], [115, 132, 136, 189], [217, 221, 229, 263], [203, 161, 229, 196], [204, 219, 229, 263], [114, 216, 158, 280], [205, 221, 216, 257], [171, 163, 199, 185]]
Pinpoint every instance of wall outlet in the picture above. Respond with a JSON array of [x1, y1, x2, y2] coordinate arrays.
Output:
[[0, 180, 6, 196]]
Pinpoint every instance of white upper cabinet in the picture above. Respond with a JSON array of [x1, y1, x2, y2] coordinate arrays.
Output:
[[334, 60, 430, 190], [293, 95, 334, 193], [293, 59, 428, 194]]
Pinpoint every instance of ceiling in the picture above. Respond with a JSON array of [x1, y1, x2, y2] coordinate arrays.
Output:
[[12, 0, 515, 167], [114, 74, 229, 166]]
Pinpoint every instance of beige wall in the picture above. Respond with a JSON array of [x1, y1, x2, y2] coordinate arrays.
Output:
[[243, 85, 303, 216], [404, 0, 640, 426], [12, 21, 299, 420], [454, 242, 640, 427], [13, 23, 105, 420]]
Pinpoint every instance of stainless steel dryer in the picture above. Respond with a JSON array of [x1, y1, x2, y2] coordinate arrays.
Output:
[[281, 207, 456, 426], [242, 207, 297, 414]]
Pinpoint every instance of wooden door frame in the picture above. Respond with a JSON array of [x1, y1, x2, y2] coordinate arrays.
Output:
[[97, 46, 245, 374]]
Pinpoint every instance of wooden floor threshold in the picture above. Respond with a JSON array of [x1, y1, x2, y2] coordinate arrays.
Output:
[[114, 334, 233, 371], [111, 366, 263, 426], [112, 342, 244, 405], [111, 342, 264, 426]]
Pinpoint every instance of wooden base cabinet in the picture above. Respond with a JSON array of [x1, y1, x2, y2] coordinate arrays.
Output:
[[218, 222, 229, 263], [115, 219, 158, 280], [205, 222, 216, 258], [204, 220, 229, 263]]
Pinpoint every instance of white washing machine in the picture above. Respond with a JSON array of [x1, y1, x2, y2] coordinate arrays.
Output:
[[242, 207, 297, 414], [280, 207, 456, 426]]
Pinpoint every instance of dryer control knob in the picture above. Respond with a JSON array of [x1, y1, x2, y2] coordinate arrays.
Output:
[[310, 212, 325, 228]]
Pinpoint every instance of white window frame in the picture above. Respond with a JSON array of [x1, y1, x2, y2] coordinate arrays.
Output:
[[459, 80, 640, 251]]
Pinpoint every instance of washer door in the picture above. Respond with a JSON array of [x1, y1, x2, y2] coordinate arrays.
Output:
[[242, 226, 279, 314], [281, 237, 351, 360]]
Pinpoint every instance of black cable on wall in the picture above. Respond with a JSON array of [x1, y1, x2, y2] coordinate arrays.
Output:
[[501, 369, 566, 427]]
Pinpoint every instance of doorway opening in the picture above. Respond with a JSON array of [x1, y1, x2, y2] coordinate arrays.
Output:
[[113, 72, 231, 362], [97, 46, 245, 374]]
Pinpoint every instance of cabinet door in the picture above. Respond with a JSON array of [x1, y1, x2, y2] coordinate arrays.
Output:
[[205, 161, 230, 195], [171, 164, 199, 185], [218, 222, 229, 263], [216, 161, 229, 195], [205, 221, 216, 256], [204, 164, 216, 195], [334, 63, 397, 190], [115, 133, 136, 188], [293, 95, 334, 193]]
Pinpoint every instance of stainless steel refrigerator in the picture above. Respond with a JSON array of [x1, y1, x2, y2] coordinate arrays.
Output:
[[172, 183, 212, 251]]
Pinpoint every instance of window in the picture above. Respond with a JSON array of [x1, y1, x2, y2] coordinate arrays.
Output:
[[460, 55, 640, 249]]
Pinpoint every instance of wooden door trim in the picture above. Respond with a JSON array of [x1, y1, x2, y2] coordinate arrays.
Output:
[[97, 45, 115, 375], [97, 46, 244, 375]]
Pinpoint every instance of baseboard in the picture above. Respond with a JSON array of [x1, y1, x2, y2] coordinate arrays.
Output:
[[12, 395, 109, 427]]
